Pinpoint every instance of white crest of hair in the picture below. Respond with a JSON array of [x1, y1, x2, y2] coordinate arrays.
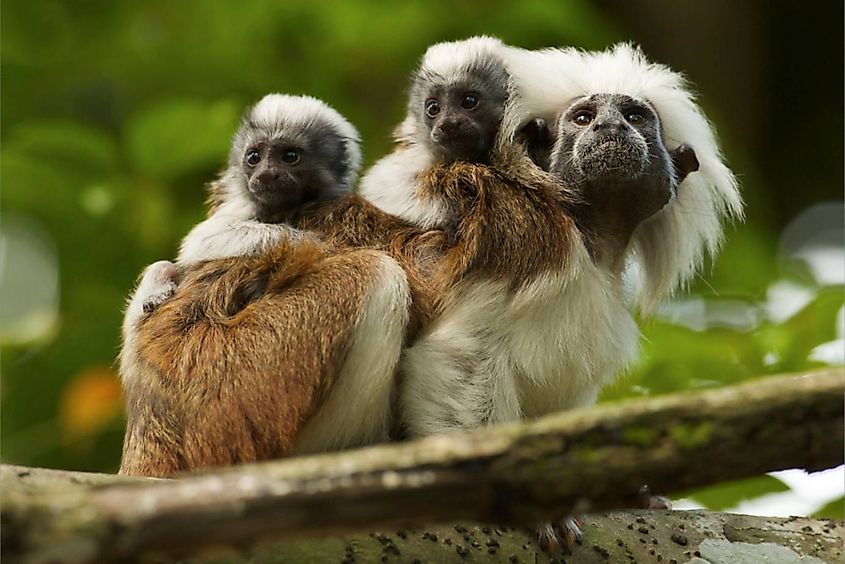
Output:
[[250, 93, 363, 191], [504, 43, 744, 312]]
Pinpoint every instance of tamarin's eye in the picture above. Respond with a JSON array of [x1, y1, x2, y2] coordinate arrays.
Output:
[[572, 110, 594, 126], [461, 93, 479, 110], [246, 149, 261, 166], [626, 111, 646, 125], [425, 99, 440, 118], [281, 149, 301, 165]]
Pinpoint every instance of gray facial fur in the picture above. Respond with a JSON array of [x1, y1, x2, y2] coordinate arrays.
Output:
[[549, 93, 699, 260], [229, 112, 354, 223], [409, 57, 509, 163]]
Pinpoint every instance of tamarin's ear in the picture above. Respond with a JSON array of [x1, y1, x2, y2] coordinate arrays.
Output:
[[518, 118, 551, 148], [670, 144, 699, 184]]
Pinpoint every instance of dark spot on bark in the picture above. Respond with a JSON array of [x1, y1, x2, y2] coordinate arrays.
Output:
[[592, 544, 610, 558], [509, 555, 519, 563], [638, 526, 650, 534], [671, 533, 688, 546], [456, 545, 469, 557]]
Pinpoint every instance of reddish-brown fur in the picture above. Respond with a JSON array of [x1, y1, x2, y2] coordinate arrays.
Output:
[[418, 146, 580, 296], [121, 147, 587, 477], [121, 242, 398, 476]]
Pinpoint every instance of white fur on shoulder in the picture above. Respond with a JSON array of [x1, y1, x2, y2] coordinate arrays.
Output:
[[176, 187, 310, 266], [505, 43, 744, 312], [358, 144, 449, 228]]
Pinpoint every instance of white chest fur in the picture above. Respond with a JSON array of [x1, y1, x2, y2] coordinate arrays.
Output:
[[400, 248, 639, 437]]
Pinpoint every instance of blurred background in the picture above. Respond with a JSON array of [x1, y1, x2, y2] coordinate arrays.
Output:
[[1, 1, 842, 518]]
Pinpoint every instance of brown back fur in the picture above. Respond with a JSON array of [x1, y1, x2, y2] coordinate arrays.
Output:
[[121, 146, 582, 477], [121, 241, 395, 476]]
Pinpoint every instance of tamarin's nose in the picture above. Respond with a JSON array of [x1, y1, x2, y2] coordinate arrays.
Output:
[[258, 170, 282, 184], [593, 119, 626, 133], [439, 118, 463, 134]]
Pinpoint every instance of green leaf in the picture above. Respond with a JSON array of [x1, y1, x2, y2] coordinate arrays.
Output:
[[4, 121, 118, 176], [813, 497, 844, 519], [683, 475, 790, 511], [775, 288, 845, 369], [126, 98, 240, 180]]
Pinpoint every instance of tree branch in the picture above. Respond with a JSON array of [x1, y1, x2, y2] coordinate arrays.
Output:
[[3, 369, 842, 563]]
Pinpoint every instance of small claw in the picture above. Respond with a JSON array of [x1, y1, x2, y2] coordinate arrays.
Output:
[[536, 516, 583, 554], [560, 516, 583, 546], [536, 522, 560, 554]]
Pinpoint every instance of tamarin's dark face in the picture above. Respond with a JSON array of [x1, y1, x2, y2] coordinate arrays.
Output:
[[413, 63, 509, 163], [550, 93, 699, 227], [234, 122, 350, 223]]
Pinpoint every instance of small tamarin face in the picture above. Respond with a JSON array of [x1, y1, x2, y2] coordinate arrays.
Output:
[[550, 93, 698, 226], [412, 62, 509, 163], [228, 96, 361, 223]]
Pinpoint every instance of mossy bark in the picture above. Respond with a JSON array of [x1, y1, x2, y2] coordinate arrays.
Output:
[[2, 369, 843, 563]]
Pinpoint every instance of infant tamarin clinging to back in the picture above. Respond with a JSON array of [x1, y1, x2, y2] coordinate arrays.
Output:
[[119, 94, 416, 476], [359, 36, 510, 229], [125, 93, 362, 322]]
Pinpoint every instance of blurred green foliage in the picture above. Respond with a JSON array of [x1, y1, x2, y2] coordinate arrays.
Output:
[[1, 1, 842, 517]]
